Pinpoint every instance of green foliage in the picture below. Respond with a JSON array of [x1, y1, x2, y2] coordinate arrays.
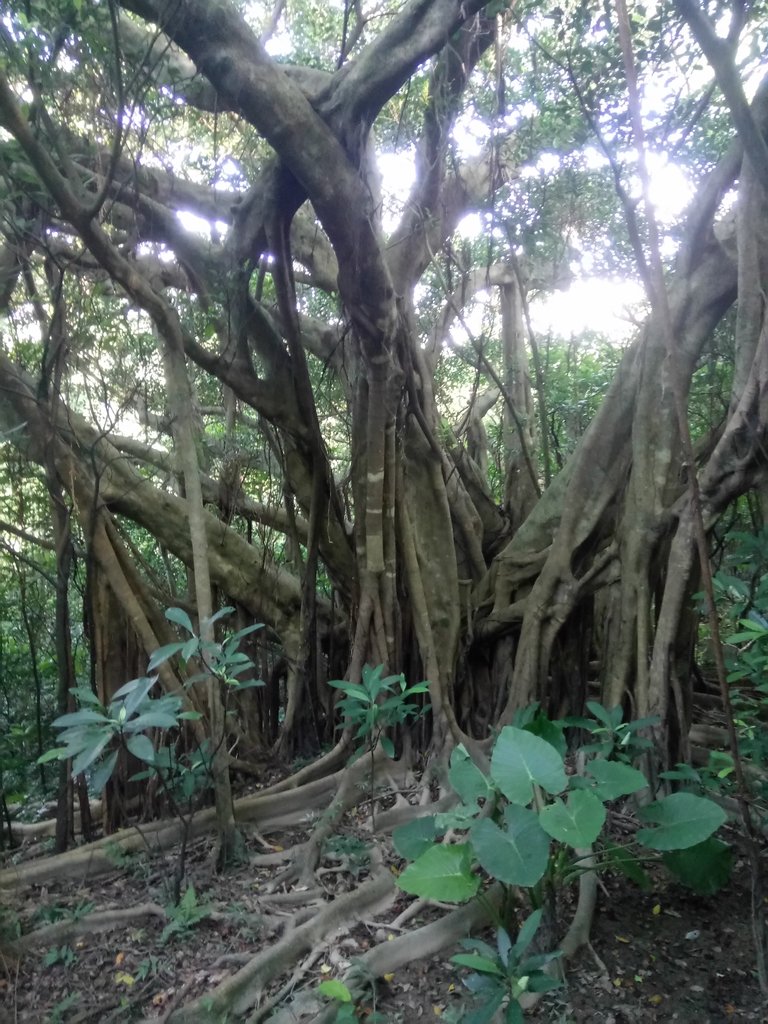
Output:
[[394, 704, 729, 1020], [43, 944, 77, 968], [318, 979, 357, 1023], [662, 838, 733, 896], [451, 911, 562, 1024], [149, 606, 265, 691], [39, 675, 188, 795], [160, 885, 211, 944], [40, 606, 262, 798], [46, 992, 81, 1023], [328, 664, 429, 759], [34, 900, 94, 926]]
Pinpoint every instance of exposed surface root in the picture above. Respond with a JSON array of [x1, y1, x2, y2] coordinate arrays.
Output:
[[159, 848, 396, 1023], [15, 902, 167, 951]]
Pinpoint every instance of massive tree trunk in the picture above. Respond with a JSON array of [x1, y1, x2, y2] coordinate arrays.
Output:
[[0, 0, 767, 777]]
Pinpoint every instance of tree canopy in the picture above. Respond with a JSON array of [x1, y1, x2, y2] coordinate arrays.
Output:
[[1, 0, 768, 859]]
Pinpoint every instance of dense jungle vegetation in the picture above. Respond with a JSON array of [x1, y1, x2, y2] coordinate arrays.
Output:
[[2, 1, 768, 1021]]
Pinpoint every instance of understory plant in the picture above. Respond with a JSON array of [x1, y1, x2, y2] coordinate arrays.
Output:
[[39, 607, 263, 897], [329, 664, 429, 823], [393, 704, 729, 1022]]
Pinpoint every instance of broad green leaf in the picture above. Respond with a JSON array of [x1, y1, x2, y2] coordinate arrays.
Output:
[[111, 675, 146, 704], [523, 716, 566, 758], [505, 1001, 524, 1024], [512, 908, 543, 959], [122, 676, 156, 719], [318, 979, 352, 1003], [52, 709, 108, 728], [470, 805, 549, 887], [125, 733, 156, 764], [539, 790, 606, 847], [148, 642, 186, 670], [463, 986, 506, 1023], [380, 735, 395, 758], [165, 606, 195, 633], [181, 638, 199, 662], [586, 701, 621, 729], [37, 746, 68, 765], [230, 623, 265, 642], [490, 726, 566, 805], [586, 760, 647, 800], [69, 687, 102, 707], [90, 750, 119, 794], [662, 838, 732, 894], [205, 606, 234, 626], [449, 744, 490, 805], [327, 680, 370, 702], [397, 843, 479, 902], [451, 953, 504, 976], [125, 711, 180, 732], [392, 815, 439, 860], [72, 732, 112, 776], [637, 793, 726, 851]]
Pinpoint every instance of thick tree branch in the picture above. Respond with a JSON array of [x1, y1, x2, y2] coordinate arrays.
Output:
[[675, 0, 768, 192]]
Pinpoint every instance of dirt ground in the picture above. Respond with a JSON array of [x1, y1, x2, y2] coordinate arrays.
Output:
[[1, 819, 766, 1024]]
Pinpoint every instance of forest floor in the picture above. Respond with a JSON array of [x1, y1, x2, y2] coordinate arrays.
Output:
[[1, 801, 765, 1024]]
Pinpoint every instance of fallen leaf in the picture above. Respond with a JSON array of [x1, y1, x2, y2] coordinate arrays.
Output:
[[652, 904, 661, 916], [320, 963, 332, 974], [383, 973, 395, 983], [115, 971, 135, 987], [114, 951, 126, 966], [616, 935, 630, 943], [648, 994, 663, 1006]]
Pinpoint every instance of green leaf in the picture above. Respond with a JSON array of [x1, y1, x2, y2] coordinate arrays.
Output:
[[451, 953, 504, 976], [37, 746, 68, 765], [125, 711, 179, 732], [69, 687, 102, 707], [147, 642, 186, 671], [586, 760, 647, 800], [52, 709, 109, 728], [318, 979, 352, 1002], [512, 909, 543, 959], [72, 732, 112, 777], [449, 744, 490, 805], [505, 1000, 524, 1024], [125, 733, 155, 764], [397, 843, 479, 902], [392, 816, 440, 860], [165, 607, 195, 634], [523, 716, 566, 758], [637, 793, 727, 851], [539, 790, 606, 847], [122, 676, 156, 719], [327, 680, 370, 702], [490, 726, 567, 805], [586, 701, 621, 729], [380, 735, 395, 758], [206, 606, 234, 626], [470, 805, 550, 887], [90, 750, 119, 794], [662, 838, 732, 895]]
